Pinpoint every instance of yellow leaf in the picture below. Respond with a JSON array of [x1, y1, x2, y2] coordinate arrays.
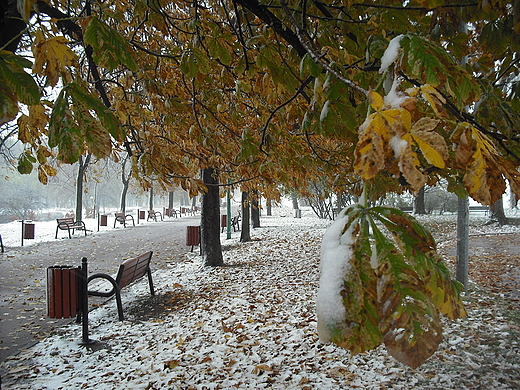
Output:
[[369, 90, 384, 111], [37, 165, 48, 184], [410, 117, 447, 168], [354, 121, 386, 180], [420, 85, 446, 117], [400, 107, 412, 131], [32, 30, 78, 87]]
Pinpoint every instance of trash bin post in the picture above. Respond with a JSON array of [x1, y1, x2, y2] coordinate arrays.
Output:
[[79, 257, 95, 345]]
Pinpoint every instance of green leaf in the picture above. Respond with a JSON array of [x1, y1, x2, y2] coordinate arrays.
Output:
[[0, 53, 40, 105], [180, 50, 198, 79], [370, 216, 443, 368], [193, 47, 211, 75], [401, 35, 480, 107], [83, 16, 138, 72], [68, 82, 124, 142], [17, 151, 35, 174], [0, 50, 33, 68], [48, 88, 70, 148], [300, 53, 322, 78]]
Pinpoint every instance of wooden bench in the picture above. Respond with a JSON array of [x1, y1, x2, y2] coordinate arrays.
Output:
[[231, 215, 240, 231], [469, 205, 489, 215], [147, 210, 163, 221], [165, 208, 178, 218], [56, 217, 87, 239], [113, 212, 135, 228], [87, 251, 155, 321]]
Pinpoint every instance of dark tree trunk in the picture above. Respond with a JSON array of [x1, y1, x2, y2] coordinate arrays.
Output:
[[489, 197, 507, 225], [413, 186, 427, 215], [201, 168, 223, 266], [149, 186, 154, 211], [75, 154, 91, 221], [456, 196, 469, 288], [251, 190, 260, 228], [168, 191, 174, 209], [240, 191, 251, 242], [266, 198, 272, 216], [120, 156, 131, 213]]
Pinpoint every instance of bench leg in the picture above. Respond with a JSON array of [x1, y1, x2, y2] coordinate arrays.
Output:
[[114, 288, 124, 321], [147, 268, 155, 296]]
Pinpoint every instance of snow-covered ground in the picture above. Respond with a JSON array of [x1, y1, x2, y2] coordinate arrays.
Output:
[[1, 209, 520, 389]]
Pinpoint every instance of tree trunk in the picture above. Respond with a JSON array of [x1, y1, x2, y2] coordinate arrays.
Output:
[[456, 196, 469, 288], [240, 191, 251, 242], [120, 156, 131, 213], [75, 154, 91, 221], [201, 167, 223, 266], [149, 186, 154, 211], [168, 191, 174, 209], [291, 192, 299, 209], [489, 197, 507, 225], [413, 186, 427, 214], [266, 198, 272, 216], [251, 190, 260, 228]]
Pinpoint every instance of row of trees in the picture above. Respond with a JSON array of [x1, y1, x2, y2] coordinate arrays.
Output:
[[1, 0, 519, 367]]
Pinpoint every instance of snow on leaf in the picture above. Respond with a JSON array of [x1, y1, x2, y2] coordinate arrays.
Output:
[[379, 34, 404, 74], [317, 205, 382, 354]]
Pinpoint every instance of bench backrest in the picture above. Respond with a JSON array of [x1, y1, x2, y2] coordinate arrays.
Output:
[[57, 217, 75, 224], [116, 251, 153, 289]]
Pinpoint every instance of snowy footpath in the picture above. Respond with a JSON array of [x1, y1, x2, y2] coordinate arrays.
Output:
[[1, 213, 519, 389]]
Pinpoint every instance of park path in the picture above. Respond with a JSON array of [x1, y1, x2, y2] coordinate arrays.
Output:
[[0, 215, 200, 366]]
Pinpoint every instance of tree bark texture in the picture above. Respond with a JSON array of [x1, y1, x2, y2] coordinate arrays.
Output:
[[149, 186, 154, 211], [489, 197, 507, 225], [240, 191, 251, 242], [201, 168, 223, 266], [75, 154, 91, 221], [413, 186, 427, 215], [120, 156, 131, 212], [456, 196, 469, 288], [251, 190, 260, 228], [168, 191, 174, 210]]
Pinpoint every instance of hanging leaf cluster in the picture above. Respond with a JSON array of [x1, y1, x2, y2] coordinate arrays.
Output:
[[317, 204, 466, 368], [49, 82, 123, 163]]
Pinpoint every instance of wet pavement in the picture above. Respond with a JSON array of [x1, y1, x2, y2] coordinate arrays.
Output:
[[0, 216, 200, 367]]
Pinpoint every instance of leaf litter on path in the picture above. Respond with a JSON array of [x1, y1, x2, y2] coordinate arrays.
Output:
[[1, 214, 519, 389]]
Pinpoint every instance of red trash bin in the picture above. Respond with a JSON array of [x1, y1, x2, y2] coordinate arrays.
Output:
[[47, 266, 80, 319]]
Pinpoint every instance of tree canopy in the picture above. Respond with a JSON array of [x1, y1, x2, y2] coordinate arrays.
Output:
[[1, 0, 520, 367], [1, 0, 519, 201]]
